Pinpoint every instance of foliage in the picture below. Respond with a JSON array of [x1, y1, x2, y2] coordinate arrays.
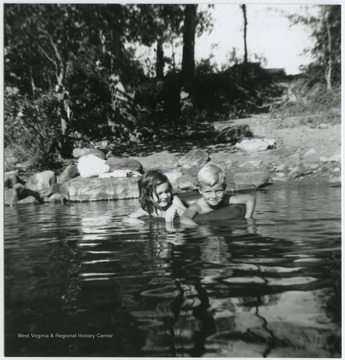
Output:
[[195, 61, 277, 118], [4, 88, 63, 171], [7, 4, 336, 173], [271, 75, 341, 120], [288, 5, 341, 89]]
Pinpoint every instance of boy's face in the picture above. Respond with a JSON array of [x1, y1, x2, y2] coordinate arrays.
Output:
[[199, 182, 226, 208]]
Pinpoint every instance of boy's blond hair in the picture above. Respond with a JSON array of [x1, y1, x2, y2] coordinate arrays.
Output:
[[197, 163, 226, 187]]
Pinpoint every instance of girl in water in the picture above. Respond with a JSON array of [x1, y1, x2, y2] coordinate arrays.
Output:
[[122, 169, 187, 224]]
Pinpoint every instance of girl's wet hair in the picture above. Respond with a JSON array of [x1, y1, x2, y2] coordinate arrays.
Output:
[[138, 169, 173, 215]]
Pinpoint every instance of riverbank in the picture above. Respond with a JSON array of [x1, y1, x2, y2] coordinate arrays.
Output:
[[4, 93, 341, 205], [128, 111, 341, 188]]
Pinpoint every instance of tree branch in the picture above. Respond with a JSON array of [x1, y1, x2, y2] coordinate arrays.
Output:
[[38, 45, 57, 69]]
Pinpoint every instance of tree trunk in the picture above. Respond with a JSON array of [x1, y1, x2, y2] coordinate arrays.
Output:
[[241, 4, 248, 65], [325, 16, 332, 91], [181, 4, 197, 102], [156, 37, 164, 80]]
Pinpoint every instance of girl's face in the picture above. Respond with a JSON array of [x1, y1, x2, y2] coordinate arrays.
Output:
[[151, 182, 172, 210]]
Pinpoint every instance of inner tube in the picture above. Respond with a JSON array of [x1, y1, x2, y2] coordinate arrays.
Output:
[[195, 204, 246, 222], [178, 192, 246, 222]]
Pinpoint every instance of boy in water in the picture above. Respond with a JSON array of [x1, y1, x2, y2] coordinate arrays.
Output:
[[180, 163, 256, 226]]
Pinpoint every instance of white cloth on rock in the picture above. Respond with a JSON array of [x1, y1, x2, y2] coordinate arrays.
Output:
[[78, 154, 110, 178]]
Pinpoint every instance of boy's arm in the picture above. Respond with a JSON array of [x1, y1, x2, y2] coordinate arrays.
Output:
[[180, 203, 200, 226], [230, 193, 256, 218], [122, 208, 148, 224]]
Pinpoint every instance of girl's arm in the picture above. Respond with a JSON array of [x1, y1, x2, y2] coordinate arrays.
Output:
[[230, 193, 256, 218], [122, 208, 149, 224], [172, 195, 187, 215], [165, 195, 188, 223]]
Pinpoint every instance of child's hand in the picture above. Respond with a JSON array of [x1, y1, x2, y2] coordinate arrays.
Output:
[[122, 216, 145, 225]]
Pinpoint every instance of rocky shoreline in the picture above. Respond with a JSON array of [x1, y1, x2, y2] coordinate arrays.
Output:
[[4, 113, 341, 206]]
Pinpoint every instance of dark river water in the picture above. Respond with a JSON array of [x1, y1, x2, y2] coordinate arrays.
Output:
[[4, 185, 341, 357]]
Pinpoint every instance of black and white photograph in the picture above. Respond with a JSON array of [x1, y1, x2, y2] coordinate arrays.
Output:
[[3, 2, 342, 358]]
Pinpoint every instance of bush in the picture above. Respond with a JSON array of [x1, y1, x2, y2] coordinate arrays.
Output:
[[272, 74, 341, 119], [195, 61, 278, 118], [4, 88, 64, 171]]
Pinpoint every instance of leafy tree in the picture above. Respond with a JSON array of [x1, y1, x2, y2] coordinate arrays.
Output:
[[288, 5, 341, 90]]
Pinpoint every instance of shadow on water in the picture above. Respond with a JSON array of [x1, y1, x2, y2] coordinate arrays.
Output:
[[4, 186, 341, 357]]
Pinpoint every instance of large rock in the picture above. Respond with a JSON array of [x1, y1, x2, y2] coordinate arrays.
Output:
[[164, 170, 183, 188], [105, 157, 143, 173], [18, 196, 41, 205], [25, 170, 55, 193], [329, 176, 341, 187], [48, 193, 66, 203], [42, 183, 62, 198], [236, 138, 276, 153], [174, 174, 198, 191], [320, 154, 341, 163], [60, 176, 139, 202], [233, 170, 271, 188], [5, 184, 43, 206], [4, 171, 24, 189], [58, 164, 79, 183], [73, 147, 106, 160], [177, 149, 209, 168]]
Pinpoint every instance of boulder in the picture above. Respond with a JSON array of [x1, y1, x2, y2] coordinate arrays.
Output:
[[105, 157, 143, 173], [48, 193, 66, 203], [73, 147, 106, 160], [164, 170, 183, 188], [18, 196, 40, 205], [275, 164, 288, 173], [5, 184, 43, 206], [177, 149, 209, 168], [216, 124, 253, 144], [25, 170, 55, 193], [4, 171, 24, 189], [233, 170, 271, 188], [236, 138, 276, 153], [288, 166, 313, 179], [42, 183, 62, 198], [99, 170, 141, 178], [329, 176, 341, 187], [60, 176, 140, 202], [239, 160, 264, 170], [4, 188, 19, 206], [272, 173, 287, 182], [58, 165, 79, 183], [320, 154, 341, 163], [174, 174, 198, 191], [77, 154, 110, 178]]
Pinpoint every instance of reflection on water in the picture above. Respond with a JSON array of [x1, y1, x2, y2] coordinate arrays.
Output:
[[4, 186, 341, 357]]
